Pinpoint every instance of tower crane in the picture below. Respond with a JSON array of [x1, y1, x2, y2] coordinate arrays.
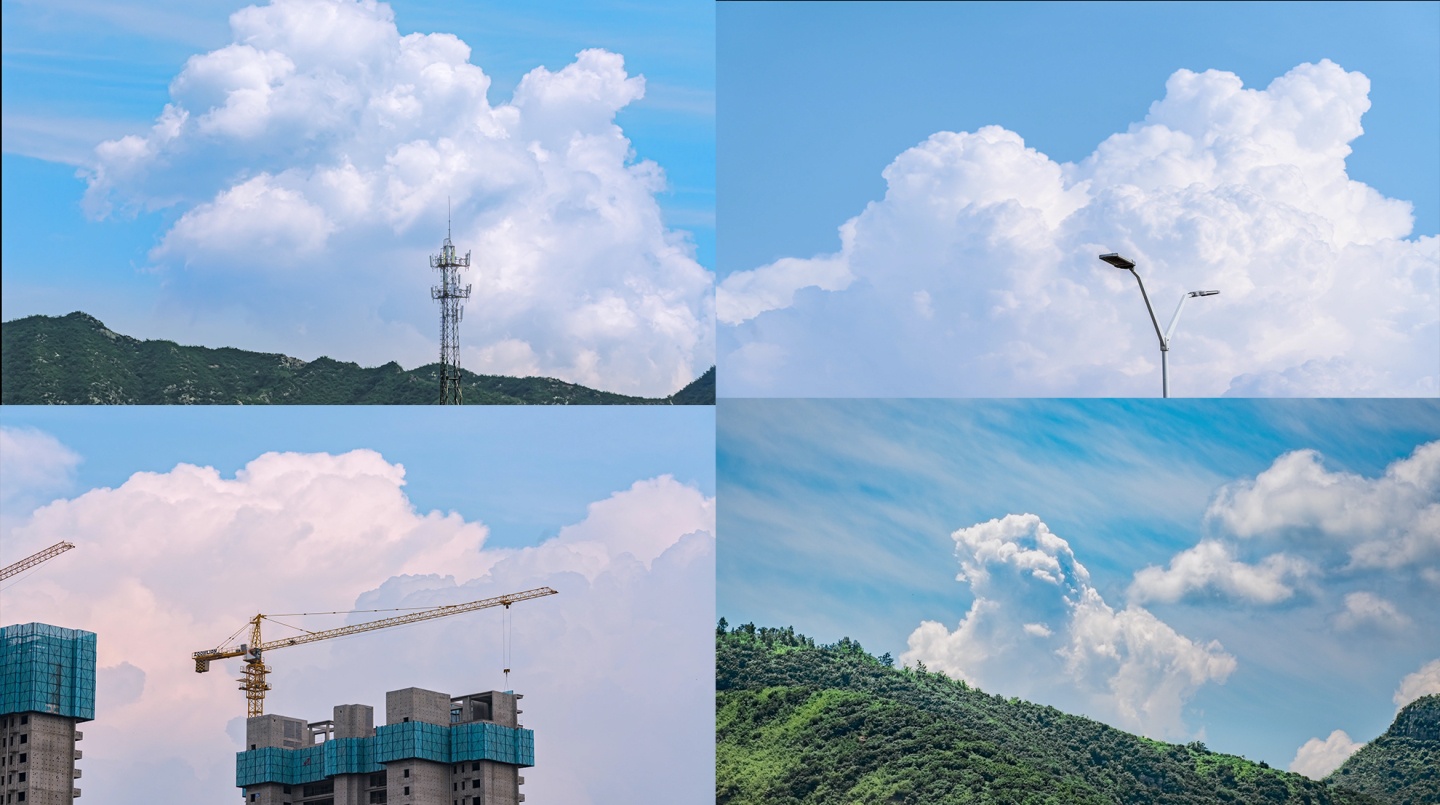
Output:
[[0, 541, 76, 582], [193, 586, 558, 718]]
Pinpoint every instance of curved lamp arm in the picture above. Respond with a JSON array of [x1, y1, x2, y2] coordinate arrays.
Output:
[[1165, 290, 1220, 347]]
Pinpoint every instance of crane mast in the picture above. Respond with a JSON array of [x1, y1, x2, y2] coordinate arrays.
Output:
[[194, 586, 558, 717]]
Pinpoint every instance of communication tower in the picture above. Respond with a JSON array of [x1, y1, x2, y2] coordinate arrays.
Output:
[[430, 202, 472, 404]]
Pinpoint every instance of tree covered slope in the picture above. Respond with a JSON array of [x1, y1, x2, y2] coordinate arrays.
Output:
[[717, 622, 1384, 805], [1, 312, 713, 405], [1328, 694, 1439, 805]]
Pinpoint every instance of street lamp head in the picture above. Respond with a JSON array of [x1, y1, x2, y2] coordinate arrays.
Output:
[[1195, 290, 1220, 296], [1099, 253, 1136, 270]]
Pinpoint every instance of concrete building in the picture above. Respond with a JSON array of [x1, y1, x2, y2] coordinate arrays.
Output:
[[1, 623, 96, 805], [237, 688, 532, 805]]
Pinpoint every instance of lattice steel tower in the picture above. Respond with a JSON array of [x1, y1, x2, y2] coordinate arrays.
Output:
[[430, 208, 472, 405]]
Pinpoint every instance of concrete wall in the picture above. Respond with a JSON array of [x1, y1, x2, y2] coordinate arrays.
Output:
[[472, 761, 519, 805], [331, 771, 368, 805], [384, 758, 448, 804], [334, 704, 374, 739], [247, 713, 310, 751], [450, 691, 518, 729], [240, 781, 292, 805], [385, 689, 448, 727], [435, 757, 522, 805], [4, 711, 77, 805], [490, 693, 517, 730]]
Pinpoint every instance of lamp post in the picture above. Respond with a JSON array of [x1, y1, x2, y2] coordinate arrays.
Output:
[[1099, 253, 1218, 397]]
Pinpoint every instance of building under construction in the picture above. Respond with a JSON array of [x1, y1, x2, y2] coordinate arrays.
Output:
[[0, 622, 96, 804], [237, 687, 532, 805]]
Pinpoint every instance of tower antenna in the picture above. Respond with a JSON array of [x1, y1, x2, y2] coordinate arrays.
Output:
[[430, 201, 472, 404]]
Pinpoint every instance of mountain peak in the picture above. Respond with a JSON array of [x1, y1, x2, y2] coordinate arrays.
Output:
[[1327, 694, 1438, 804], [1389, 694, 1439, 742]]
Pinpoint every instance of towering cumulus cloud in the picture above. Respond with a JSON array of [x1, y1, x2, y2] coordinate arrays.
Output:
[[719, 60, 1438, 397], [901, 514, 1235, 738], [82, 0, 713, 397], [1, 449, 715, 803]]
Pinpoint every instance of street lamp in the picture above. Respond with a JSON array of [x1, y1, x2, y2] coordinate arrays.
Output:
[[1099, 253, 1218, 397]]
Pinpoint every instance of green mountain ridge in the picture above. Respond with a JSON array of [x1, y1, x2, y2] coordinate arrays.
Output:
[[1326, 694, 1439, 805], [717, 621, 1390, 805], [1, 312, 714, 405]]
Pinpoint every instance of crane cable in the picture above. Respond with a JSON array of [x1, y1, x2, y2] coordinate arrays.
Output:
[[209, 606, 457, 651], [268, 605, 450, 616], [0, 565, 47, 594], [261, 615, 318, 637], [502, 606, 512, 689]]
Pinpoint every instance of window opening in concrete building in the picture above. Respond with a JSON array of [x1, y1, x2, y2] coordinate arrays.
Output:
[[472, 699, 492, 722]]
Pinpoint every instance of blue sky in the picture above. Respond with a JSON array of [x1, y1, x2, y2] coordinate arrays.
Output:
[[0, 406, 715, 802], [1, 0, 715, 396], [715, 1, 1440, 398], [717, 398, 1440, 770], [718, 1, 1438, 277]]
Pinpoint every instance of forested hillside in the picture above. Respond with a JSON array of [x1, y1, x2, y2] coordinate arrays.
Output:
[[717, 621, 1386, 805], [1, 312, 713, 405], [1328, 694, 1439, 805]]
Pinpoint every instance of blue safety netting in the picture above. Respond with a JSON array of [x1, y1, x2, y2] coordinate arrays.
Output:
[[0, 622, 96, 721], [237, 720, 533, 785]]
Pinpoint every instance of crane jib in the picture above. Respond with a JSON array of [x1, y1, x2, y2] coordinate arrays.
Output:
[[190, 586, 558, 717]]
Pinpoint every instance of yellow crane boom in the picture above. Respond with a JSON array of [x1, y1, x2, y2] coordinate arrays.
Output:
[[194, 586, 558, 717], [0, 541, 76, 582]]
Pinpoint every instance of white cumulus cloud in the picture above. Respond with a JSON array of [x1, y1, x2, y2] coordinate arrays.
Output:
[[1394, 658, 1440, 710], [901, 513, 1235, 739], [718, 60, 1438, 397], [1127, 441, 1439, 651], [1289, 729, 1363, 778], [80, 0, 713, 397], [1334, 591, 1411, 632], [1206, 441, 1440, 572], [0, 426, 83, 538], [0, 450, 714, 804], [0, 426, 81, 506], [1129, 540, 1311, 604]]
